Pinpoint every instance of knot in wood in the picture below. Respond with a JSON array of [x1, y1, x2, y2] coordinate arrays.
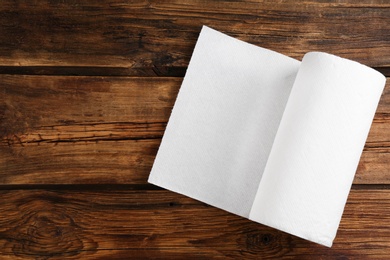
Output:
[[6, 206, 97, 258]]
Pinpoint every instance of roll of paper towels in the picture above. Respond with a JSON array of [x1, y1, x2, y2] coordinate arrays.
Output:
[[249, 52, 386, 247], [149, 26, 386, 247]]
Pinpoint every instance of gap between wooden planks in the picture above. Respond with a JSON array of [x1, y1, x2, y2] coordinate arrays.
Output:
[[0, 75, 389, 185]]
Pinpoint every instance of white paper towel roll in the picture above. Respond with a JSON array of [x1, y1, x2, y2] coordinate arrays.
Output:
[[148, 26, 386, 247], [249, 52, 386, 247]]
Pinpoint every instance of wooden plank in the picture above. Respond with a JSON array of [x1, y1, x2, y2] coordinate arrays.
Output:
[[1, 75, 389, 184], [0, 188, 389, 259], [0, 140, 157, 184], [1, 74, 389, 131], [0, 0, 389, 70], [1, 139, 389, 185], [0, 75, 180, 127]]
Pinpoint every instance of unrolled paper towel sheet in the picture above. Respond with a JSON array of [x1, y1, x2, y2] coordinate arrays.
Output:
[[148, 25, 386, 247], [149, 26, 301, 218]]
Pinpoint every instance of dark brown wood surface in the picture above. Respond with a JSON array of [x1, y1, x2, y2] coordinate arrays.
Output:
[[0, 0, 389, 258]]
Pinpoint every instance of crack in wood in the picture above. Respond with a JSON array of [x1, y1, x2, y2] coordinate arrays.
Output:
[[1, 122, 167, 145]]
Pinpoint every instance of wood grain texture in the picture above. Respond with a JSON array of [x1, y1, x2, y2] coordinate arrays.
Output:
[[0, 188, 388, 259], [0, 0, 389, 71], [1, 75, 389, 184], [0, 1, 389, 258]]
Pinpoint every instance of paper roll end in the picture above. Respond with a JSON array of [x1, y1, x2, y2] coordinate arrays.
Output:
[[303, 52, 386, 88]]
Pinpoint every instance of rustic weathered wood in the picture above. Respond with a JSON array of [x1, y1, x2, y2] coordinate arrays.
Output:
[[1, 138, 390, 187], [1, 75, 389, 127], [1, 138, 389, 185], [0, 1, 389, 258], [0, 188, 388, 259], [0, 75, 179, 127], [0, 0, 389, 72], [1, 75, 389, 184], [0, 140, 157, 184]]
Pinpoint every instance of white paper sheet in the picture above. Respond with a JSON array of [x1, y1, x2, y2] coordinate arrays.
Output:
[[149, 26, 300, 217], [148, 26, 386, 247]]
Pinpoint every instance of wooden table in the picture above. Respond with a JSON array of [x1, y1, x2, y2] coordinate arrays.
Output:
[[1, 1, 389, 259]]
